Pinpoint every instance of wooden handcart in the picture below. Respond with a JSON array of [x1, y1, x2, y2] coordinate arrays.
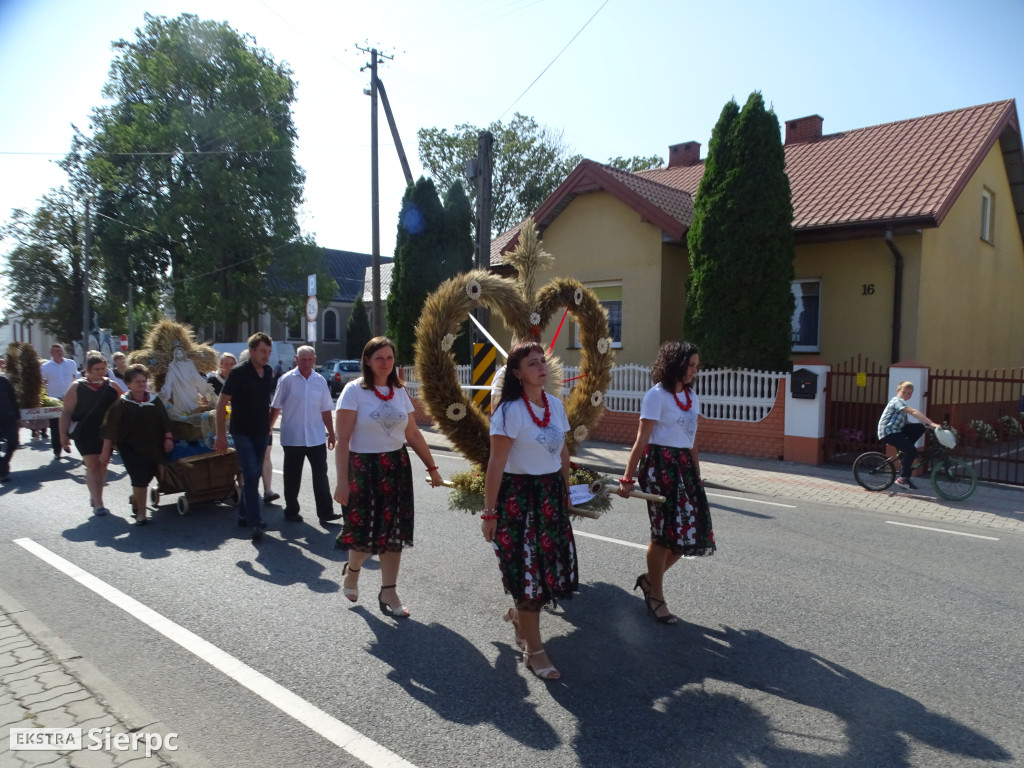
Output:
[[151, 448, 241, 515]]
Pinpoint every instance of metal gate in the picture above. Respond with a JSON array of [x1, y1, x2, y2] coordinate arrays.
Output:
[[928, 368, 1024, 486], [825, 355, 889, 464]]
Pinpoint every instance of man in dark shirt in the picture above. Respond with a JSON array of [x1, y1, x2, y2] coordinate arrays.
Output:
[[215, 333, 274, 541], [0, 374, 19, 481]]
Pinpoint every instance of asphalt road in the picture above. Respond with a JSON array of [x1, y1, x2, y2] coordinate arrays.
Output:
[[1, 435, 1021, 768]]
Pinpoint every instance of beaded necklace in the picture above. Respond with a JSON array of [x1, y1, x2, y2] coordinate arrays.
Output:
[[372, 383, 395, 401], [523, 390, 551, 428], [672, 386, 693, 412]]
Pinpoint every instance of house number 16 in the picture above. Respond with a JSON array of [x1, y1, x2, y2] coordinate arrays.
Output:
[[861, 284, 875, 295]]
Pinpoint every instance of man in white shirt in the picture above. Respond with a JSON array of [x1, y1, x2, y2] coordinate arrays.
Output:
[[269, 346, 340, 526], [40, 344, 79, 459]]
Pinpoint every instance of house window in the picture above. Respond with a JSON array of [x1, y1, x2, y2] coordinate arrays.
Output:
[[791, 279, 820, 352], [981, 188, 994, 243], [286, 309, 303, 341], [322, 309, 338, 341], [574, 283, 622, 348]]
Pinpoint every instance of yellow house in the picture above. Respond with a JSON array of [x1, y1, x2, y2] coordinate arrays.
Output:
[[492, 100, 1024, 373]]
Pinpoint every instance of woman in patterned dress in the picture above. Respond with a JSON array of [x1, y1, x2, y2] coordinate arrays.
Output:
[[483, 342, 577, 681], [333, 337, 443, 618], [618, 341, 715, 624]]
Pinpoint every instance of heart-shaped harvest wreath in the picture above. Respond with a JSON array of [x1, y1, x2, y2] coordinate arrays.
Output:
[[414, 222, 614, 469]]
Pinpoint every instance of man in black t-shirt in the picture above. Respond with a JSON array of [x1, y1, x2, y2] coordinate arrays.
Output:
[[215, 333, 274, 541]]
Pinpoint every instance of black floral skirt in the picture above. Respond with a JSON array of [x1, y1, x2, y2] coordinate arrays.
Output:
[[335, 447, 414, 554], [493, 471, 578, 610], [638, 444, 715, 556]]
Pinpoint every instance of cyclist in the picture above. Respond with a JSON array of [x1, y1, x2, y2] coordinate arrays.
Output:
[[877, 381, 939, 489]]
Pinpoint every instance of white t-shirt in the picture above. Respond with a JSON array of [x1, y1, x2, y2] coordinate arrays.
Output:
[[490, 394, 569, 475], [640, 383, 700, 449], [40, 358, 79, 398], [337, 378, 414, 454], [271, 367, 334, 447]]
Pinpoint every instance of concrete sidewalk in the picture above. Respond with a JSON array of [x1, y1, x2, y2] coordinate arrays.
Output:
[[421, 426, 1024, 534]]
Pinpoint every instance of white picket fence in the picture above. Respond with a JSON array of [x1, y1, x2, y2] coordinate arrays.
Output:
[[401, 363, 785, 423]]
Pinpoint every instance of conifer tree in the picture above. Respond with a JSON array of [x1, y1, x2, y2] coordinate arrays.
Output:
[[686, 93, 795, 370], [346, 294, 371, 358], [387, 178, 446, 363], [442, 181, 475, 364]]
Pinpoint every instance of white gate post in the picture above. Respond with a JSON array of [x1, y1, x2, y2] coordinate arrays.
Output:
[[784, 363, 831, 464]]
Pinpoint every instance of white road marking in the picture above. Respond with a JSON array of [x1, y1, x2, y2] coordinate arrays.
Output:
[[573, 531, 647, 549], [706, 492, 796, 508], [884, 521, 999, 540], [13, 538, 418, 768]]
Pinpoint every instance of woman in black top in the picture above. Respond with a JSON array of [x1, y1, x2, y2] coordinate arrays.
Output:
[[59, 353, 120, 516], [101, 364, 174, 525]]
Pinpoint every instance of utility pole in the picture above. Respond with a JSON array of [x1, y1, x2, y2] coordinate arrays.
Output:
[[469, 131, 493, 353], [81, 198, 91, 358], [358, 45, 395, 337]]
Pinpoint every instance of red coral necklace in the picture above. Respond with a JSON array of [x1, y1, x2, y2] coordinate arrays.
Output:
[[523, 391, 551, 427], [373, 384, 395, 401], [673, 387, 693, 411]]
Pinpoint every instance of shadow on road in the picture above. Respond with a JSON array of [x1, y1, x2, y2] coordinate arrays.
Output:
[[544, 581, 1012, 767]]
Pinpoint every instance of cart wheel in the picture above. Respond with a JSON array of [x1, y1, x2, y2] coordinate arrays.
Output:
[[230, 484, 241, 506], [176, 496, 190, 516], [150, 487, 159, 505]]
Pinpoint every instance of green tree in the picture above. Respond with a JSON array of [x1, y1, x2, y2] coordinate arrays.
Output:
[[82, 13, 324, 340], [606, 155, 665, 172], [346, 294, 371, 358], [0, 189, 90, 343], [441, 181, 475, 364], [417, 114, 664, 237], [387, 178, 447, 363], [686, 93, 795, 371]]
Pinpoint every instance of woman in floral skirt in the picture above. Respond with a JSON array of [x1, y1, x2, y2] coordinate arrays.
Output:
[[483, 341, 577, 681], [618, 341, 715, 624], [333, 337, 443, 618]]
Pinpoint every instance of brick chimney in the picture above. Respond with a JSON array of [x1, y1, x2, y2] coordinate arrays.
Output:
[[785, 115, 824, 145], [667, 141, 701, 168]]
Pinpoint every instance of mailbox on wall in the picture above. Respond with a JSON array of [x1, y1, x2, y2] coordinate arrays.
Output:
[[791, 368, 818, 399]]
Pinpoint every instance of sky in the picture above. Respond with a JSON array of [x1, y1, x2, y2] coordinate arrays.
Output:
[[2, 0, 1024, 317]]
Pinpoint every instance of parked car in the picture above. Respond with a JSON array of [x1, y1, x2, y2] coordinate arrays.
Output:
[[320, 359, 362, 397]]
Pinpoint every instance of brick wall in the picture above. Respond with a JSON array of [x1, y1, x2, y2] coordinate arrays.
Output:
[[414, 387, 788, 460], [590, 386, 786, 459]]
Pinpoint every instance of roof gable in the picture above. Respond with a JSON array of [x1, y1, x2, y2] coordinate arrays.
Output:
[[492, 160, 693, 263]]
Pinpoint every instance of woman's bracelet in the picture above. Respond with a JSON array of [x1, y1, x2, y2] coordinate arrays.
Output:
[[618, 477, 635, 485], [425, 465, 438, 472], [480, 513, 498, 521]]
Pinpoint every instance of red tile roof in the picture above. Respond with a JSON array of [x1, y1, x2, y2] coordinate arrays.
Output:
[[494, 99, 1022, 263], [637, 99, 1020, 234]]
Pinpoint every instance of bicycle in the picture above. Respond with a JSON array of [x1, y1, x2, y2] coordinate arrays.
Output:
[[852, 426, 979, 501]]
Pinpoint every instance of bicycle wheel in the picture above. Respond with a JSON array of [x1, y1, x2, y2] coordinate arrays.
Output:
[[931, 458, 978, 501], [853, 452, 897, 491]]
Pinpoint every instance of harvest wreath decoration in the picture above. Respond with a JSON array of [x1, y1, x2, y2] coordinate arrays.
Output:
[[414, 218, 614, 480]]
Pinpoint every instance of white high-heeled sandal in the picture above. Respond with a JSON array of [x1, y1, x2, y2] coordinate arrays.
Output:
[[503, 607, 527, 650], [342, 563, 359, 603], [523, 648, 560, 680]]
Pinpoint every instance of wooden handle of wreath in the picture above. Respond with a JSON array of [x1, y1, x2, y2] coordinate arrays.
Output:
[[567, 506, 601, 520], [600, 483, 666, 503]]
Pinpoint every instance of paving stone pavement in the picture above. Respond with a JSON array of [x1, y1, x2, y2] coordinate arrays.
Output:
[[0, 589, 192, 768]]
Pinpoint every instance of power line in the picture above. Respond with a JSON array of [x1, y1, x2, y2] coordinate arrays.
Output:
[[498, 0, 610, 120]]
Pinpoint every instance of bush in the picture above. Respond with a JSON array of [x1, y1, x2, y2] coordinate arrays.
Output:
[[968, 419, 998, 443]]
